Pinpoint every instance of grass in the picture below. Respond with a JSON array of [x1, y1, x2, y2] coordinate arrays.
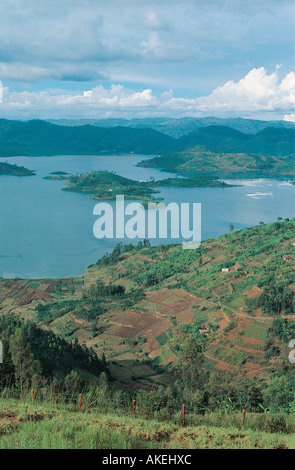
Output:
[[0, 398, 294, 449], [243, 322, 269, 341]]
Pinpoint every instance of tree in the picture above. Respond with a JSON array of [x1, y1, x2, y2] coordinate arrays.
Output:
[[64, 370, 83, 393], [229, 223, 234, 232], [9, 328, 41, 393], [0, 336, 15, 387], [264, 376, 293, 413], [259, 282, 294, 315], [173, 321, 209, 403], [230, 377, 264, 411], [143, 238, 151, 247]]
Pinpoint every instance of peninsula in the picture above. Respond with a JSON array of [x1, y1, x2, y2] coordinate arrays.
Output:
[[0, 162, 36, 176]]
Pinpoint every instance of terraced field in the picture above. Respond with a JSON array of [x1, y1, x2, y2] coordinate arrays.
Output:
[[1, 220, 294, 389]]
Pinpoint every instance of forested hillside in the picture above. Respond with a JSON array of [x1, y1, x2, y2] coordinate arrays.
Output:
[[1, 220, 294, 407]]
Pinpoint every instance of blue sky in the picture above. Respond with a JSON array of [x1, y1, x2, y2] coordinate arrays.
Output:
[[0, 0, 294, 120]]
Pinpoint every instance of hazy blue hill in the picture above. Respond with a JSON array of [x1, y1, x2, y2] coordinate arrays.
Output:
[[175, 125, 295, 156], [175, 125, 249, 152], [0, 119, 176, 156], [47, 116, 295, 137], [236, 127, 295, 156]]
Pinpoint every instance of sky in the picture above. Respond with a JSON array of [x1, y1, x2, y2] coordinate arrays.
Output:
[[0, 0, 294, 121]]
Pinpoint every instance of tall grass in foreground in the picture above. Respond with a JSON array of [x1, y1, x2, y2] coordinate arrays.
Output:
[[0, 398, 294, 449], [1, 386, 294, 436]]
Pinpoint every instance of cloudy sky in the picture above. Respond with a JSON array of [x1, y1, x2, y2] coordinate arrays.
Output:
[[0, 0, 294, 120]]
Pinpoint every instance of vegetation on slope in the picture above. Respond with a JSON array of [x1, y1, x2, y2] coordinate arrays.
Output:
[[0, 221, 294, 424], [138, 146, 295, 177], [0, 220, 295, 436], [0, 314, 108, 391]]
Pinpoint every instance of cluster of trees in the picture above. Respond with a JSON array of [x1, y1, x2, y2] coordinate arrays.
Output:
[[85, 280, 125, 300], [165, 319, 295, 415], [264, 318, 295, 362], [0, 313, 294, 419], [0, 314, 108, 392], [259, 282, 294, 315], [96, 240, 151, 267], [132, 246, 202, 287]]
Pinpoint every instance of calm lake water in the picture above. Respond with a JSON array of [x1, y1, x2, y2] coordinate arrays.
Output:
[[0, 154, 294, 278]]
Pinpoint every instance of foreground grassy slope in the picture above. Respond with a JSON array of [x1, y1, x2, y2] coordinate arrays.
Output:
[[1, 220, 294, 390], [0, 399, 293, 449]]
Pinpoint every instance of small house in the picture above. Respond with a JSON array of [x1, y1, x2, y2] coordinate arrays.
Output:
[[222, 267, 230, 273]]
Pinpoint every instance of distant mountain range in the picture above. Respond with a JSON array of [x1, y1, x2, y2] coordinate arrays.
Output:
[[0, 119, 175, 156], [47, 116, 295, 138], [0, 118, 293, 158]]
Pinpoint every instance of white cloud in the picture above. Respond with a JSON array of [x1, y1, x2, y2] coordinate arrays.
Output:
[[284, 113, 295, 122], [0, 84, 158, 118], [162, 67, 295, 113], [0, 68, 294, 119]]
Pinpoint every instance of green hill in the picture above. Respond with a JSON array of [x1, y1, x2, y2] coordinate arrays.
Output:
[[138, 146, 295, 177], [1, 220, 294, 392], [174, 126, 295, 157]]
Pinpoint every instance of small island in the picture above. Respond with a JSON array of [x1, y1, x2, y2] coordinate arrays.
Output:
[[62, 170, 233, 203], [0, 162, 36, 176], [148, 176, 233, 188], [63, 171, 162, 202], [43, 171, 69, 180]]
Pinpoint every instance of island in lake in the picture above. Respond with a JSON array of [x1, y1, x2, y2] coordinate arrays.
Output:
[[43, 171, 70, 180], [0, 162, 36, 176], [60, 170, 233, 203]]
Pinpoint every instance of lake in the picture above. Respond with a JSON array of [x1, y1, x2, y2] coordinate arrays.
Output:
[[0, 154, 294, 278]]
